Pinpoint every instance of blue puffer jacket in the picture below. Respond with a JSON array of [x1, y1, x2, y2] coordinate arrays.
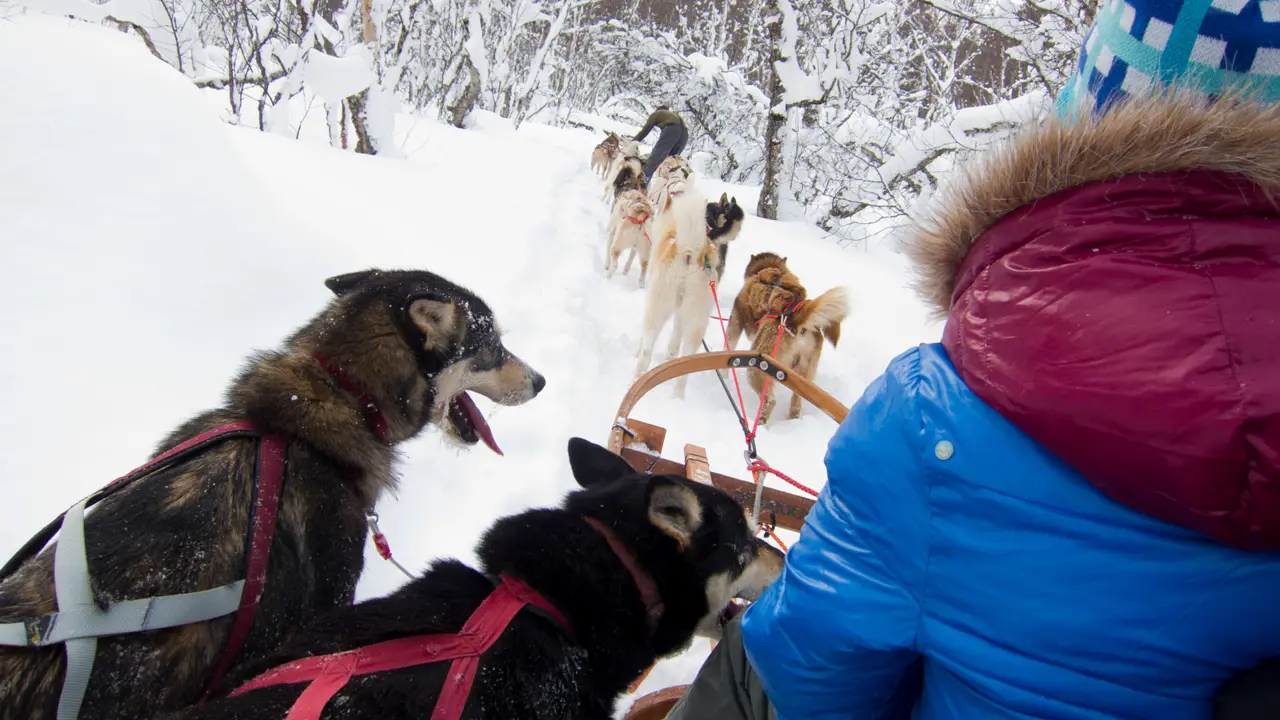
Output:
[[741, 345, 1280, 720]]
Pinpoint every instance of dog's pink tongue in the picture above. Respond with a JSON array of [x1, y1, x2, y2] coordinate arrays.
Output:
[[457, 391, 502, 456]]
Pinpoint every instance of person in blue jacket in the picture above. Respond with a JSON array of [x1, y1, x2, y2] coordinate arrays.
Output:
[[661, 2, 1280, 719]]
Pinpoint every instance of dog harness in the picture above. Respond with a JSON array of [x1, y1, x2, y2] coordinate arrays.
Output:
[[229, 574, 573, 720], [229, 517, 665, 719], [758, 299, 805, 325], [626, 215, 652, 245], [0, 421, 286, 719]]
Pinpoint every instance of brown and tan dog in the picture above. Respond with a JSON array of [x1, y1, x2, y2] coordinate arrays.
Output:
[[590, 132, 621, 178], [0, 269, 545, 720], [726, 253, 848, 422]]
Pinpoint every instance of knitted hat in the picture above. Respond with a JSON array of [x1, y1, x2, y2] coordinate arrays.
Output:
[[1055, 0, 1280, 119]]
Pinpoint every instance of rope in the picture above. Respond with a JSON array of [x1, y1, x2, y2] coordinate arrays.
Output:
[[700, 339, 752, 449], [703, 280, 817, 536], [747, 459, 819, 498], [756, 513, 790, 553], [707, 280, 752, 436], [747, 321, 787, 441]]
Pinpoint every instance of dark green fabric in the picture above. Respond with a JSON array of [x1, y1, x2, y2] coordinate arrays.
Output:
[[665, 615, 776, 720], [642, 122, 688, 182], [634, 109, 683, 142]]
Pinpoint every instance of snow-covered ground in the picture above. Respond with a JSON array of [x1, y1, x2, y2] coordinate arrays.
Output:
[[0, 14, 941, 713]]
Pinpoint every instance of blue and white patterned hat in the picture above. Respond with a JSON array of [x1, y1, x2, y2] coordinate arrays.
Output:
[[1055, 0, 1280, 119]]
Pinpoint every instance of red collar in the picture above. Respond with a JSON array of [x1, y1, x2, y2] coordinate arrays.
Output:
[[313, 353, 390, 443], [582, 516, 664, 632], [626, 215, 649, 226]]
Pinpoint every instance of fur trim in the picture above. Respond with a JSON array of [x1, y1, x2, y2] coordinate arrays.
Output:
[[904, 92, 1280, 317]]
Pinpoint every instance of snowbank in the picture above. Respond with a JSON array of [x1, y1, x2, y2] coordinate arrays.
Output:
[[0, 15, 324, 551]]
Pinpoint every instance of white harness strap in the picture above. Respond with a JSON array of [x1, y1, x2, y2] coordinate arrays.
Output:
[[54, 499, 94, 720], [0, 498, 243, 719]]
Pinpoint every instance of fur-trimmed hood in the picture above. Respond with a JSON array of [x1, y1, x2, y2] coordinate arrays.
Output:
[[902, 93, 1280, 551], [906, 93, 1280, 316]]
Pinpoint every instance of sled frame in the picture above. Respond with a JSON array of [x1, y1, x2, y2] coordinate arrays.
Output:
[[607, 350, 846, 534]]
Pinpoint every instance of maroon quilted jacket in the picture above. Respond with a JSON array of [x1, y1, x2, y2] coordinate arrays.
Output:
[[907, 96, 1280, 550]]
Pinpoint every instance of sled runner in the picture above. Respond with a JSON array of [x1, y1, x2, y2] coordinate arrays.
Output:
[[610, 349, 848, 720]]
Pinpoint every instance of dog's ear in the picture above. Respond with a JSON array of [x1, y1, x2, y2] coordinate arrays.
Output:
[[567, 437, 635, 488], [406, 296, 457, 345], [325, 270, 378, 297], [647, 476, 703, 551], [720, 192, 729, 205]]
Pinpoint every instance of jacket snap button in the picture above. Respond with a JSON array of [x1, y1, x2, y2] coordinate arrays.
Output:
[[934, 440, 954, 461]]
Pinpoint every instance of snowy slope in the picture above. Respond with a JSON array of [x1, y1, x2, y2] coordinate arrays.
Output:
[[0, 14, 942, 713]]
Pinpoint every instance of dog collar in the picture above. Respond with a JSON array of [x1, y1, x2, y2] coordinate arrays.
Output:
[[581, 516, 664, 633], [313, 352, 391, 443]]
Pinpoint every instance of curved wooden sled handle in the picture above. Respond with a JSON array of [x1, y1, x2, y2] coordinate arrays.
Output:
[[607, 351, 849, 455]]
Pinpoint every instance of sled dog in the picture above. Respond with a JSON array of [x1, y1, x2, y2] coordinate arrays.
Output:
[[161, 438, 784, 720], [726, 253, 848, 422], [705, 193, 745, 282], [634, 190, 721, 398], [0, 269, 545, 720], [606, 188, 656, 287], [647, 156, 694, 219], [591, 132, 621, 178], [604, 141, 644, 202]]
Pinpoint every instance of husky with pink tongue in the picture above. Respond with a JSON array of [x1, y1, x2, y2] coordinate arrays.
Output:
[[0, 268, 545, 720], [318, 268, 545, 458]]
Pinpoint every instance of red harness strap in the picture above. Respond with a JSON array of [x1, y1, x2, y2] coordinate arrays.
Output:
[[0, 421, 287, 702], [755, 299, 805, 327], [202, 425, 287, 697], [229, 575, 571, 720], [626, 215, 652, 245]]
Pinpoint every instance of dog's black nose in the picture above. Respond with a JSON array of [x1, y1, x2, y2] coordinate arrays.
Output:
[[531, 372, 546, 395]]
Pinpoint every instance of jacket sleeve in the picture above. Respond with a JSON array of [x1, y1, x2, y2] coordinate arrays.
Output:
[[741, 348, 931, 720], [633, 111, 660, 142]]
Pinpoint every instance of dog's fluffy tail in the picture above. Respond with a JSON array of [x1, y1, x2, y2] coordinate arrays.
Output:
[[800, 287, 849, 348]]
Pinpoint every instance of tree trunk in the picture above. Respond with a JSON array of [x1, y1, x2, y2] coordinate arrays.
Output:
[[757, 8, 785, 220], [450, 56, 482, 128], [340, 102, 349, 149], [346, 0, 378, 155], [346, 92, 376, 154]]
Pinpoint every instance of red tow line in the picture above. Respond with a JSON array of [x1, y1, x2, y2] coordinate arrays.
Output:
[[705, 281, 819, 501]]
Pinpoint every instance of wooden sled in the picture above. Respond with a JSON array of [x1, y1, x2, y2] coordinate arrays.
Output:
[[615, 350, 848, 719]]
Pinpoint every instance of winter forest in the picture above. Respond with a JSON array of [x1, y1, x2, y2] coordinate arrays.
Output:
[[44, 0, 1099, 243]]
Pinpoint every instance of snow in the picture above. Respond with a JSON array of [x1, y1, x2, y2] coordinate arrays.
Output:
[[464, 7, 490, 84], [869, 90, 1051, 215], [773, 0, 825, 109], [0, 13, 941, 716], [303, 44, 377, 104]]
